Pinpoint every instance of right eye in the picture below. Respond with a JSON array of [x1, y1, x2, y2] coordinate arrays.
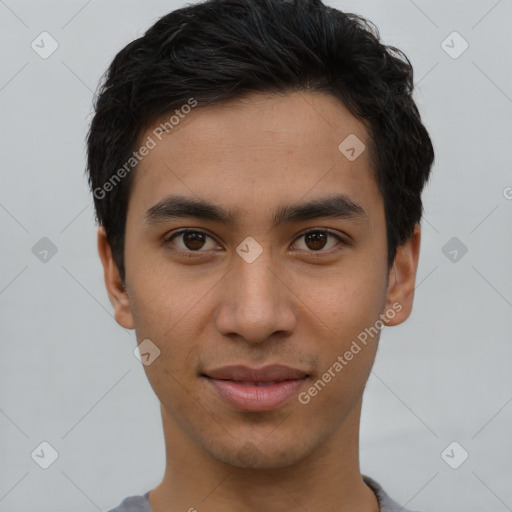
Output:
[[163, 229, 222, 253]]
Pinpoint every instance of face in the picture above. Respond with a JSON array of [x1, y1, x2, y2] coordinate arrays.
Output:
[[98, 91, 419, 470]]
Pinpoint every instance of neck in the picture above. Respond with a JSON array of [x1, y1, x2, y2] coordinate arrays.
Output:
[[148, 398, 379, 512]]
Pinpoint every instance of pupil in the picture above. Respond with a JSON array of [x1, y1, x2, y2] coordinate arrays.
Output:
[[184, 232, 205, 250], [306, 232, 326, 250]]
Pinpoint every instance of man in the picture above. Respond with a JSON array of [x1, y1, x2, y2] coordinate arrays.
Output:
[[87, 0, 434, 510]]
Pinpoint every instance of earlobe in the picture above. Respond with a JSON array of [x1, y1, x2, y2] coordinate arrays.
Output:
[[383, 224, 421, 327], [97, 226, 135, 330]]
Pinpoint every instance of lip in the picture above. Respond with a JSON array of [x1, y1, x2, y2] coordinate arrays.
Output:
[[202, 365, 309, 412], [204, 364, 308, 382]]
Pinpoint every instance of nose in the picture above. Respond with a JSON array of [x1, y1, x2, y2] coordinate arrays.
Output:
[[213, 249, 297, 344]]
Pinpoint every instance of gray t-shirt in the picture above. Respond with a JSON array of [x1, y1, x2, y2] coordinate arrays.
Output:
[[106, 475, 419, 512]]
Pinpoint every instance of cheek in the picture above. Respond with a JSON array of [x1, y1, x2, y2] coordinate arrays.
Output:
[[129, 279, 205, 417], [297, 256, 388, 336], [294, 253, 388, 395], [126, 268, 201, 388], [297, 281, 383, 419], [127, 248, 204, 336]]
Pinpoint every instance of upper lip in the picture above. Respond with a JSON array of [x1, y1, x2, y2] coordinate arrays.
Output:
[[203, 364, 309, 383]]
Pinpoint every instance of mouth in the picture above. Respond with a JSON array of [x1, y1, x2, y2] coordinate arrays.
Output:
[[202, 365, 310, 412], [219, 380, 293, 386]]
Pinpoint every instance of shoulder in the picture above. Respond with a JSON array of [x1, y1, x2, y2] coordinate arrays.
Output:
[[105, 491, 152, 512], [363, 475, 421, 512]]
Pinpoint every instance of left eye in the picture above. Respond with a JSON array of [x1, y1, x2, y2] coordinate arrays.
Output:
[[164, 229, 343, 253], [292, 230, 343, 252]]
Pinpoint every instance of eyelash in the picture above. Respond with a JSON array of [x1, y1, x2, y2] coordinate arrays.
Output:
[[163, 228, 348, 258]]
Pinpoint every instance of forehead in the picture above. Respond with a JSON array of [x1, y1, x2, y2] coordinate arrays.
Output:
[[128, 91, 379, 225]]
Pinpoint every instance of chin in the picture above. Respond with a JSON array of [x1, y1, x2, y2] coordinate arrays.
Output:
[[206, 435, 314, 470]]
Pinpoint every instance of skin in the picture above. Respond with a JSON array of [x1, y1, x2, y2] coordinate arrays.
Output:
[[98, 91, 421, 512]]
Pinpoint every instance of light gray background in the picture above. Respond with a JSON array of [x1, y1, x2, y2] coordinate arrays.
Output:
[[1, 1, 511, 511]]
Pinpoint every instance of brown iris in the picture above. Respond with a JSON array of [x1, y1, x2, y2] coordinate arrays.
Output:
[[304, 231, 328, 251], [182, 231, 207, 250]]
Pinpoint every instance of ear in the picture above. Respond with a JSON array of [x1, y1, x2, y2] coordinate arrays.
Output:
[[383, 223, 421, 326], [97, 226, 135, 330]]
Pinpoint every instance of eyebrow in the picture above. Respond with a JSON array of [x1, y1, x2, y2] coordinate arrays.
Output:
[[143, 194, 368, 228]]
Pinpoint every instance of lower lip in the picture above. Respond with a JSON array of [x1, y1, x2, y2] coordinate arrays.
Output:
[[205, 377, 308, 412]]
